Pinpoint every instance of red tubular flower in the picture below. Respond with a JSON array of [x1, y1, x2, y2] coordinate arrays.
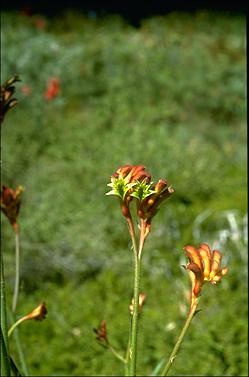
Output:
[[184, 243, 228, 305], [1, 185, 24, 231], [44, 78, 60, 100]]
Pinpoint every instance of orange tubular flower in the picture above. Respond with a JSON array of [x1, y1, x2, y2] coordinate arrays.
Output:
[[107, 165, 174, 225], [1, 185, 24, 231], [26, 302, 47, 321], [184, 243, 228, 305], [106, 165, 151, 218]]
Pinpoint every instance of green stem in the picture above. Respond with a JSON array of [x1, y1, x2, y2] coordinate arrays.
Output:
[[8, 309, 29, 376], [0, 251, 11, 376], [129, 252, 141, 376], [8, 316, 28, 338], [160, 299, 198, 376], [12, 228, 20, 313], [108, 344, 126, 364], [125, 318, 132, 376], [125, 215, 141, 376]]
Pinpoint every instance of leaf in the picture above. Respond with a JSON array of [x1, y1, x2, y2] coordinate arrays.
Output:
[[0, 256, 10, 376], [150, 358, 166, 376], [0, 326, 10, 376]]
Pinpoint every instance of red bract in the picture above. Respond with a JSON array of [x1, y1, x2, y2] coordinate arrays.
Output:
[[44, 78, 60, 100]]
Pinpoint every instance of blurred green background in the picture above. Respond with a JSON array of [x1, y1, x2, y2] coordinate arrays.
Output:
[[1, 8, 247, 376]]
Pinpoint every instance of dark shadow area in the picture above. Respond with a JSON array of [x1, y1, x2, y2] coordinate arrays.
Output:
[[1, 0, 248, 26]]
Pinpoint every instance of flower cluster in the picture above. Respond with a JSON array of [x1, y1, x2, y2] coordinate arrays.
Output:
[[106, 165, 174, 233], [0, 75, 20, 124], [1, 185, 24, 231], [184, 243, 228, 304]]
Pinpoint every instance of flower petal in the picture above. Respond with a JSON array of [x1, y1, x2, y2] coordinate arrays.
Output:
[[184, 245, 203, 271]]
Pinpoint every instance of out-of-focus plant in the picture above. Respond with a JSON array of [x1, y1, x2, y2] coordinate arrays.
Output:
[[1, 76, 47, 377], [103, 165, 228, 376]]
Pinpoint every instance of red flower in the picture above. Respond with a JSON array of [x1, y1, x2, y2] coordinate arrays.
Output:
[[44, 78, 60, 100], [1, 185, 24, 231]]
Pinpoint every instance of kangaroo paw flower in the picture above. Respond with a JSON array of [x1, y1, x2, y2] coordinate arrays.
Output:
[[1, 75, 20, 124], [183, 243, 228, 305], [1, 185, 24, 231], [106, 165, 174, 232], [93, 320, 109, 345]]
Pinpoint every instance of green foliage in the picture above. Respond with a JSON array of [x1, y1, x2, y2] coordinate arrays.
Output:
[[1, 9, 247, 376]]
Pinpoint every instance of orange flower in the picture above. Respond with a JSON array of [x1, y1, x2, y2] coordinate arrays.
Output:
[[1, 185, 24, 230], [26, 302, 47, 321], [184, 243, 228, 304], [44, 78, 60, 100], [107, 165, 151, 218], [129, 293, 146, 315]]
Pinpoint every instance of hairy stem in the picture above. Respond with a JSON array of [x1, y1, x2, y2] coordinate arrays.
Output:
[[160, 299, 198, 376]]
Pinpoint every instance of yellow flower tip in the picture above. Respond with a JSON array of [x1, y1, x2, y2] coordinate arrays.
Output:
[[183, 243, 228, 300], [221, 267, 228, 276], [27, 302, 47, 321]]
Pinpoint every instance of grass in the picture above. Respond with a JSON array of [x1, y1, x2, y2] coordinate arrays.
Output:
[[1, 9, 247, 376]]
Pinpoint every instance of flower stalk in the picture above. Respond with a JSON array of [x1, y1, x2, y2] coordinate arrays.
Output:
[[8, 303, 47, 338], [161, 243, 228, 375], [160, 298, 198, 376], [106, 165, 174, 376], [12, 226, 20, 313]]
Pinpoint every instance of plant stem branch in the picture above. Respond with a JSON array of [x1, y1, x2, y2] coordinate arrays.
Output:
[[8, 316, 28, 338], [8, 309, 29, 376], [160, 299, 198, 376], [108, 344, 127, 364], [12, 228, 20, 313]]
